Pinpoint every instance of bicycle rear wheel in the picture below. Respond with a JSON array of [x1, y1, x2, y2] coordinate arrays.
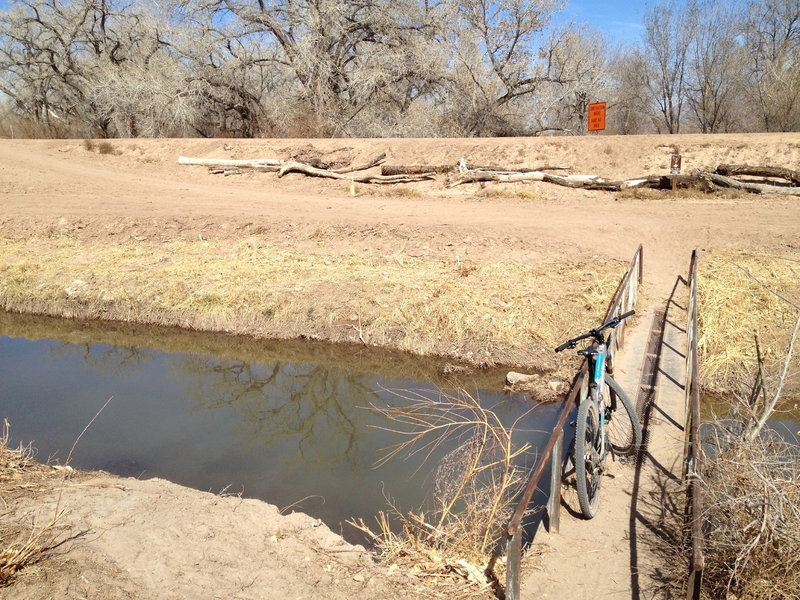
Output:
[[604, 376, 642, 457], [575, 397, 602, 519]]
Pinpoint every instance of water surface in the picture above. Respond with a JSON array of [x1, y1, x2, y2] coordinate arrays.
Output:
[[0, 314, 557, 541]]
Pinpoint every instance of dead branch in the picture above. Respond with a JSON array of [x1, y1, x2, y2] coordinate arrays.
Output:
[[716, 164, 800, 186], [334, 152, 386, 174], [279, 161, 433, 184]]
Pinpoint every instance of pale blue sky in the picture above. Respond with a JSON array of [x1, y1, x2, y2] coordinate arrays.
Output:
[[555, 0, 648, 44]]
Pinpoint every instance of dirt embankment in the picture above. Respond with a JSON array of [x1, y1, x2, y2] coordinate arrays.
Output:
[[2, 133, 799, 372], [1, 133, 800, 599]]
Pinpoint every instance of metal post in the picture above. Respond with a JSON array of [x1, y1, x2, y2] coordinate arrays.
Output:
[[506, 528, 522, 600]]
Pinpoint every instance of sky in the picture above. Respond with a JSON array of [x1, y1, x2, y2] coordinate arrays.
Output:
[[555, 0, 649, 45]]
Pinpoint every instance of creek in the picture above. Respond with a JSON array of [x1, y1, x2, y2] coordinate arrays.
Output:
[[0, 313, 558, 542]]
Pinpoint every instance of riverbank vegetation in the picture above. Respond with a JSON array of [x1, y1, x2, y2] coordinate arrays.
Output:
[[680, 251, 800, 599], [698, 249, 800, 399], [0, 423, 67, 587], [352, 388, 534, 589], [0, 235, 622, 371]]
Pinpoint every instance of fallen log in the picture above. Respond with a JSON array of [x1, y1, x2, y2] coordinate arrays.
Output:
[[178, 156, 283, 168], [541, 173, 601, 188], [470, 164, 570, 173], [701, 171, 800, 195], [279, 161, 434, 184], [352, 173, 435, 184], [446, 171, 545, 188], [382, 164, 457, 176], [382, 163, 570, 176], [716, 164, 800, 186]]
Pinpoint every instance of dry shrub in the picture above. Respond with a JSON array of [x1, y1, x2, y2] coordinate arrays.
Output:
[[698, 251, 800, 393], [96, 141, 115, 155], [699, 428, 800, 600], [82, 139, 95, 152], [0, 421, 65, 586], [351, 389, 536, 588]]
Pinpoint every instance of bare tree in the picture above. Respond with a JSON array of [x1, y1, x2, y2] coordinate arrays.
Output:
[[440, 0, 566, 136], [607, 48, 653, 134], [183, 0, 447, 137], [529, 24, 612, 135], [641, 0, 696, 133], [0, 0, 203, 137], [685, 0, 746, 133], [742, 0, 800, 132]]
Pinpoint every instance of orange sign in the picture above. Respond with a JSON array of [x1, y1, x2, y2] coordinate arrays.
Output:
[[588, 102, 606, 132]]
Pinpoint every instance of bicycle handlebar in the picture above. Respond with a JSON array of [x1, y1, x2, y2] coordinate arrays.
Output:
[[554, 309, 635, 352]]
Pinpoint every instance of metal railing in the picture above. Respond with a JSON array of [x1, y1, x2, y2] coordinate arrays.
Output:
[[503, 245, 644, 600], [683, 249, 704, 599]]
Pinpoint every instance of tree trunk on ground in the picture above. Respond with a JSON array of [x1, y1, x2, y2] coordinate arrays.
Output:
[[178, 157, 283, 168], [715, 164, 800, 186]]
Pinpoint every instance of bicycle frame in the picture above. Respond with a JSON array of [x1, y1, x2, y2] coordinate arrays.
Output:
[[583, 341, 609, 461]]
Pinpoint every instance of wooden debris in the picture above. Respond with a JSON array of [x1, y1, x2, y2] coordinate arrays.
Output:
[[177, 156, 282, 169], [382, 164, 456, 176], [447, 171, 545, 187], [279, 161, 433, 184], [384, 163, 570, 176], [702, 171, 800, 195], [333, 152, 386, 173], [716, 164, 800, 186]]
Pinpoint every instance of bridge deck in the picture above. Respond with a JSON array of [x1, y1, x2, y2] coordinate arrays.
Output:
[[520, 285, 690, 599]]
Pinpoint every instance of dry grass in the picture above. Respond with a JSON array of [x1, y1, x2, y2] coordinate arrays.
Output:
[[0, 236, 622, 370], [697, 250, 800, 393], [0, 422, 65, 586], [699, 430, 800, 600], [616, 186, 748, 200], [96, 141, 115, 155], [351, 388, 536, 590]]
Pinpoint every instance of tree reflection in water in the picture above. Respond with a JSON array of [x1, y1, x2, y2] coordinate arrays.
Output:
[[46, 341, 155, 376], [173, 355, 383, 469]]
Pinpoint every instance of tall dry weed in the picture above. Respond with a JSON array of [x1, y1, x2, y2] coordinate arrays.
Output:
[[351, 389, 537, 586], [699, 428, 800, 600], [0, 421, 66, 586]]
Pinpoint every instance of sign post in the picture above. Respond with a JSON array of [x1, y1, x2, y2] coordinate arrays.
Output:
[[670, 154, 682, 192], [587, 102, 606, 133]]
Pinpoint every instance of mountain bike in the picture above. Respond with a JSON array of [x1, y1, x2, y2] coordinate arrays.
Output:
[[555, 310, 642, 519]]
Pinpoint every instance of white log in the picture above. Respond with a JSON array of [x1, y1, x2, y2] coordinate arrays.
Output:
[[178, 156, 283, 167]]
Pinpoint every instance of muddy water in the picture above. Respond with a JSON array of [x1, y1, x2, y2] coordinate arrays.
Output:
[[0, 313, 558, 541]]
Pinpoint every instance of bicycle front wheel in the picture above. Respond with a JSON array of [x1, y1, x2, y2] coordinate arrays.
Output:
[[575, 397, 603, 519], [604, 376, 642, 457]]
